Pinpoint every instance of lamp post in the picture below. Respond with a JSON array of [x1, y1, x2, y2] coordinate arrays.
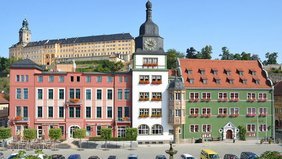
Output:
[[165, 142, 177, 159]]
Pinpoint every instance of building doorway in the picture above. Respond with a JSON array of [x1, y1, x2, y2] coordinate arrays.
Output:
[[226, 130, 233, 139], [69, 125, 80, 138]]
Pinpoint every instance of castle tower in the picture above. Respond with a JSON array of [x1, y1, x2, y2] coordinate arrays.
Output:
[[132, 0, 173, 143], [19, 19, 31, 46]]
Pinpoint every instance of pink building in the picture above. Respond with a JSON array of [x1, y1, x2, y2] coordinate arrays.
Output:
[[9, 59, 132, 139]]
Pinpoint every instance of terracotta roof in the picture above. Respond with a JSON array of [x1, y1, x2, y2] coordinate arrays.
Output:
[[179, 59, 272, 89], [274, 81, 282, 96], [0, 93, 9, 104]]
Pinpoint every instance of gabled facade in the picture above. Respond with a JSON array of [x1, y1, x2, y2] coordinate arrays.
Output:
[[274, 81, 282, 128], [0, 93, 9, 127], [177, 59, 274, 141]]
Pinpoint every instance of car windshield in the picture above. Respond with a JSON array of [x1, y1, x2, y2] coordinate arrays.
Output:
[[186, 157, 195, 159], [209, 154, 220, 159]]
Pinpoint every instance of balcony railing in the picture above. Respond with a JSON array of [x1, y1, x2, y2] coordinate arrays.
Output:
[[14, 116, 29, 122]]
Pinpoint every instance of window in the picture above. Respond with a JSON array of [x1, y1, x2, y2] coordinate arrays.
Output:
[[143, 58, 158, 66], [124, 76, 128, 82], [107, 76, 113, 82], [138, 124, 149, 135], [16, 88, 21, 99], [16, 75, 20, 82], [247, 124, 256, 132], [97, 126, 101, 136], [175, 109, 182, 116], [218, 92, 227, 99], [152, 92, 162, 101], [190, 125, 199, 132], [259, 124, 267, 132], [118, 126, 126, 138], [175, 93, 181, 100], [190, 92, 199, 100], [259, 108, 267, 116], [59, 76, 64, 83], [71, 76, 74, 82], [23, 88, 28, 99], [118, 89, 122, 100], [152, 124, 163, 135], [139, 92, 149, 101], [228, 79, 234, 84], [23, 106, 28, 118], [139, 108, 149, 117], [124, 89, 130, 100], [16, 106, 21, 116], [86, 107, 91, 118], [107, 89, 113, 100], [230, 92, 239, 99], [247, 108, 256, 116], [119, 76, 123, 82], [202, 92, 211, 99], [69, 89, 74, 99], [247, 93, 256, 100], [75, 89, 80, 99], [107, 107, 112, 118], [96, 107, 102, 118], [202, 78, 208, 84], [258, 93, 267, 100], [25, 75, 29, 82], [59, 89, 64, 100], [96, 76, 102, 83], [59, 126, 65, 136], [188, 78, 194, 84], [152, 108, 162, 117], [21, 75, 24, 82], [37, 89, 43, 100], [77, 76, 80, 82], [69, 107, 74, 118], [139, 75, 149, 84], [124, 106, 129, 117], [37, 106, 42, 118], [190, 108, 199, 115], [218, 108, 227, 114], [199, 69, 205, 75], [202, 124, 211, 133], [48, 106, 53, 118], [152, 75, 162, 84], [75, 107, 80, 118], [49, 76, 54, 82], [230, 108, 239, 115], [86, 126, 91, 136], [225, 69, 231, 75], [118, 107, 122, 119], [48, 89, 53, 100], [59, 107, 64, 118], [86, 89, 91, 100], [96, 89, 102, 100], [187, 69, 192, 74], [86, 76, 91, 83], [250, 70, 256, 76], [212, 69, 218, 75], [215, 78, 220, 84], [202, 108, 211, 115], [238, 70, 244, 76]]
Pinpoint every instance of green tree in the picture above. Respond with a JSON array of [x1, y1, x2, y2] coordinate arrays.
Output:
[[259, 151, 281, 159], [23, 128, 37, 150], [200, 45, 212, 59], [0, 57, 8, 73], [125, 128, 138, 149], [73, 128, 86, 149], [101, 128, 112, 149], [263, 52, 278, 65], [0, 127, 11, 149], [94, 60, 124, 72], [238, 126, 246, 141], [220, 47, 233, 60], [167, 49, 184, 69], [186, 47, 198, 59], [49, 128, 62, 150]]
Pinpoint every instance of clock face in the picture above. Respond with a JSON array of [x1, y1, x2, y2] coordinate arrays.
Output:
[[144, 38, 156, 50]]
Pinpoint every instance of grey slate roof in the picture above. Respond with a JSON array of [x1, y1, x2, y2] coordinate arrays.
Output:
[[169, 77, 185, 90], [10, 59, 43, 70], [11, 33, 133, 48], [274, 81, 282, 96]]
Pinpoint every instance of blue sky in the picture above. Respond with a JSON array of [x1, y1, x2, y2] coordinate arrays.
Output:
[[1, 0, 281, 63]]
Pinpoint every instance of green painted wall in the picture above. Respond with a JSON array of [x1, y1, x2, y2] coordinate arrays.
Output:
[[182, 88, 274, 140]]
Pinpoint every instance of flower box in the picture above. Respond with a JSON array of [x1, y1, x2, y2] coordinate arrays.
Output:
[[218, 98, 228, 102], [230, 98, 239, 102], [246, 113, 256, 117], [139, 114, 149, 118], [201, 98, 211, 102], [15, 116, 22, 121], [70, 98, 80, 103], [151, 114, 162, 118], [217, 114, 227, 118], [259, 113, 267, 117], [151, 98, 162, 101], [139, 98, 149, 101], [139, 80, 150, 84], [247, 98, 256, 102], [143, 63, 158, 67], [258, 98, 267, 102], [229, 114, 239, 118], [190, 114, 198, 118], [189, 98, 199, 102], [201, 114, 211, 118], [151, 81, 162, 85]]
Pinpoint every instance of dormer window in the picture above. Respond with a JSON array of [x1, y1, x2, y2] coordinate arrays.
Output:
[[227, 77, 234, 84], [187, 77, 194, 84], [224, 69, 231, 76], [211, 69, 218, 75], [240, 78, 247, 84], [199, 69, 205, 75], [237, 69, 244, 76], [253, 78, 260, 85], [186, 69, 193, 75], [214, 78, 221, 84], [201, 77, 208, 84], [250, 69, 256, 76]]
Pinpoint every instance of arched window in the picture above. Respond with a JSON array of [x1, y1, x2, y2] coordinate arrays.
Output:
[[138, 124, 149, 135], [152, 124, 163, 135]]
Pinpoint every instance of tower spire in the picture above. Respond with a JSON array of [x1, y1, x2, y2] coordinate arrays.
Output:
[[146, 0, 152, 21]]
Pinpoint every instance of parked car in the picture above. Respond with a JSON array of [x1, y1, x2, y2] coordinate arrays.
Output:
[[200, 149, 220, 159], [0, 152, 4, 159], [7, 153, 23, 159], [240, 152, 258, 159], [51, 154, 66, 159], [68, 154, 82, 159], [108, 155, 118, 159], [128, 154, 138, 159], [155, 154, 167, 159], [181, 153, 196, 159], [224, 154, 239, 159], [88, 156, 101, 159]]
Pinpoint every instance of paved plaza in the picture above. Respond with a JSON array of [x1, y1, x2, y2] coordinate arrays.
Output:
[[1, 140, 282, 159]]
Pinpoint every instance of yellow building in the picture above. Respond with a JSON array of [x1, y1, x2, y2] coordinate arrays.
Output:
[[9, 19, 135, 65]]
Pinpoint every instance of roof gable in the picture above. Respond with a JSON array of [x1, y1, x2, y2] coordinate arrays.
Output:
[[10, 59, 43, 70]]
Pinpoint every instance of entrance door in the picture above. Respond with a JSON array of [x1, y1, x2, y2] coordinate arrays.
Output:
[[226, 130, 233, 139], [70, 126, 80, 138]]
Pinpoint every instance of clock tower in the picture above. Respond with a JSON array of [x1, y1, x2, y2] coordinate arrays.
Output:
[[132, 0, 172, 144]]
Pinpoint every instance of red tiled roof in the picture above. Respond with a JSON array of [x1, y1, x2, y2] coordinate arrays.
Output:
[[274, 81, 282, 96], [0, 93, 9, 104], [179, 59, 272, 88]]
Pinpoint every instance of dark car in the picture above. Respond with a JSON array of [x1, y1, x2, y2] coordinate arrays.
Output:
[[224, 154, 239, 159], [88, 156, 101, 159], [51, 154, 66, 159], [240, 152, 258, 159], [108, 155, 118, 159], [68, 154, 81, 159], [155, 155, 167, 159]]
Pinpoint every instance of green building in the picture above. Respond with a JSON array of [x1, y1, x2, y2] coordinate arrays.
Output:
[[170, 59, 274, 143]]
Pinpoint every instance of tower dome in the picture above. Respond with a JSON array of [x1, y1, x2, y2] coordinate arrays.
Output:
[[139, 0, 159, 36]]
